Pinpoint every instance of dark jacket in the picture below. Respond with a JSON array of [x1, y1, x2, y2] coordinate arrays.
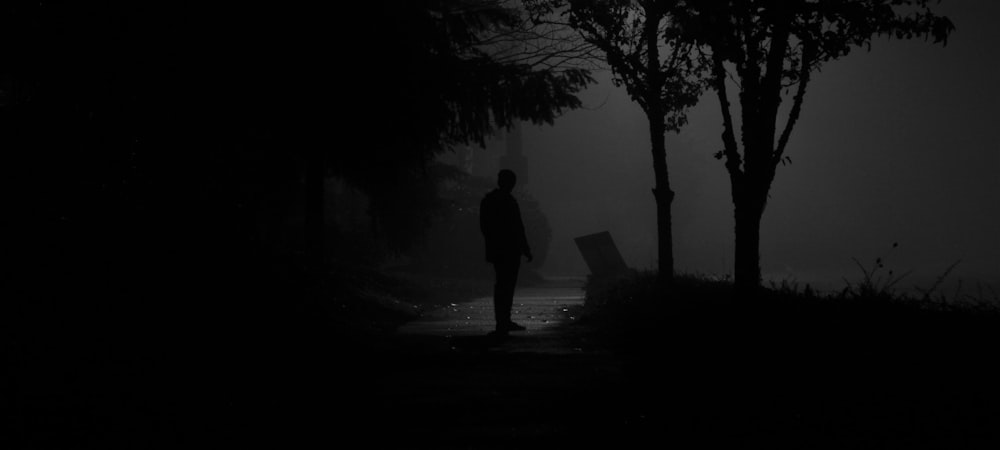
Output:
[[479, 189, 530, 262]]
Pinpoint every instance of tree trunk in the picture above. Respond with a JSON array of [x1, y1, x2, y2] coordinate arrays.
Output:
[[644, 8, 674, 282], [653, 182, 675, 281], [733, 187, 765, 291], [648, 115, 674, 281]]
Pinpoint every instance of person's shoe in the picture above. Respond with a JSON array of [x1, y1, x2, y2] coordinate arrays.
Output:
[[500, 321, 526, 331]]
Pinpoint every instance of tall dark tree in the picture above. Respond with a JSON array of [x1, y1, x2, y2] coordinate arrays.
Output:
[[320, 0, 593, 264], [527, 0, 706, 281], [685, 0, 954, 290]]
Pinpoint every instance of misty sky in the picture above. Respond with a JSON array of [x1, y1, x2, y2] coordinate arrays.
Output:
[[476, 1, 998, 292]]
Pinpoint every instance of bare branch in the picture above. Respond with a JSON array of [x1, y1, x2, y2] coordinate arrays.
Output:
[[472, 1, 605, 72]]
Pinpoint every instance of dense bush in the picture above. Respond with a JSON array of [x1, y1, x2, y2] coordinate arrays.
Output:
[[580, 270, 1000, 448]]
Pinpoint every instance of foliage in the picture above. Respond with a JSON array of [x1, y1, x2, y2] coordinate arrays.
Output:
[[525, 0, 711, 278], [580, 267, 1000, 448], [333, 0, 594, 253], [527, 0, 707, 129], [841, 242, 913, 300], [679, 0, 955, 288]]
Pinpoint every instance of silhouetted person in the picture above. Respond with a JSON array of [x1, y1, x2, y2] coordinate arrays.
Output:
[[480, 169, 533, 334]]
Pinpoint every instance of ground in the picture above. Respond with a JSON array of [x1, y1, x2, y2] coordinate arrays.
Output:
[[8, 270, 999, 448], [348, 278, 647, 449], [348, 274, 1000, 449]]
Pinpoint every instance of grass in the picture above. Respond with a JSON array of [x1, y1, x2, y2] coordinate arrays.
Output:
[[579, 270, 1000, 448]]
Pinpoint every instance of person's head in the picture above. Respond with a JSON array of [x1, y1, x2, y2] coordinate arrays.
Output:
[[497, 169, 516, 193]]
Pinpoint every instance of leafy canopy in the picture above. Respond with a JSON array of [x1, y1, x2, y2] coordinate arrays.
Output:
[[681, 0, 955, 172], [337, 0, 595, 251], [527, 0, 707, 131]]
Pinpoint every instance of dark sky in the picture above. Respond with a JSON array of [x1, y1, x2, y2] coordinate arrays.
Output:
[[480, 1, 998, 293]]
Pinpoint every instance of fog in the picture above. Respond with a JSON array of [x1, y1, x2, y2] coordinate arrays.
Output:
[[471, 1, 999, 293]]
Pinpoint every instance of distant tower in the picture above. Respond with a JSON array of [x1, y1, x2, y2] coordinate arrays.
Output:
[[498, 121, 528, 187]]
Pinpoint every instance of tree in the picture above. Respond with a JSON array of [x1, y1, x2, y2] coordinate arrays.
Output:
[[306, 0, 595, 267], [527, 0, 707, 280], [685, 0, 954, 290]]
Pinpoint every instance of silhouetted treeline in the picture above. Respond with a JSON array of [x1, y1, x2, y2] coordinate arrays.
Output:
[[5, 1, 586, 289], [0, 2, 427, 447], [3, 2, 591, 446]]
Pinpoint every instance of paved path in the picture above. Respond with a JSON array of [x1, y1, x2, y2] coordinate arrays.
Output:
[[396, 283, 590, 353], [366, 280, 643, 449]]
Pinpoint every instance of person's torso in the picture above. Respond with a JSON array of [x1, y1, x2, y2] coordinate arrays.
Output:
[[483, 191, 522, 242]]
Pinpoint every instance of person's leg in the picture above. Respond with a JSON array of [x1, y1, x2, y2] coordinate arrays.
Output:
[[493, 257, 520, 330], [492, 261, 506, 326]]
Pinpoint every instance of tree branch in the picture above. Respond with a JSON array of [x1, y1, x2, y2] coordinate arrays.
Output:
[[773, 41, 814, 166], [713, 53, 743, 179]]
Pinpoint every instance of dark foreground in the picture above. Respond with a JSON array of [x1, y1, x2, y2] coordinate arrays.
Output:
[[588, 274, 1000, 449], [6, 267, 1000, 449], [366, 282, 637, 449], [351, 274, 1000, 449], [5, 266, 626, 449]]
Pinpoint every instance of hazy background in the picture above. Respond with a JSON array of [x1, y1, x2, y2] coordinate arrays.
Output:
[[468, 0, 998, 293]]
